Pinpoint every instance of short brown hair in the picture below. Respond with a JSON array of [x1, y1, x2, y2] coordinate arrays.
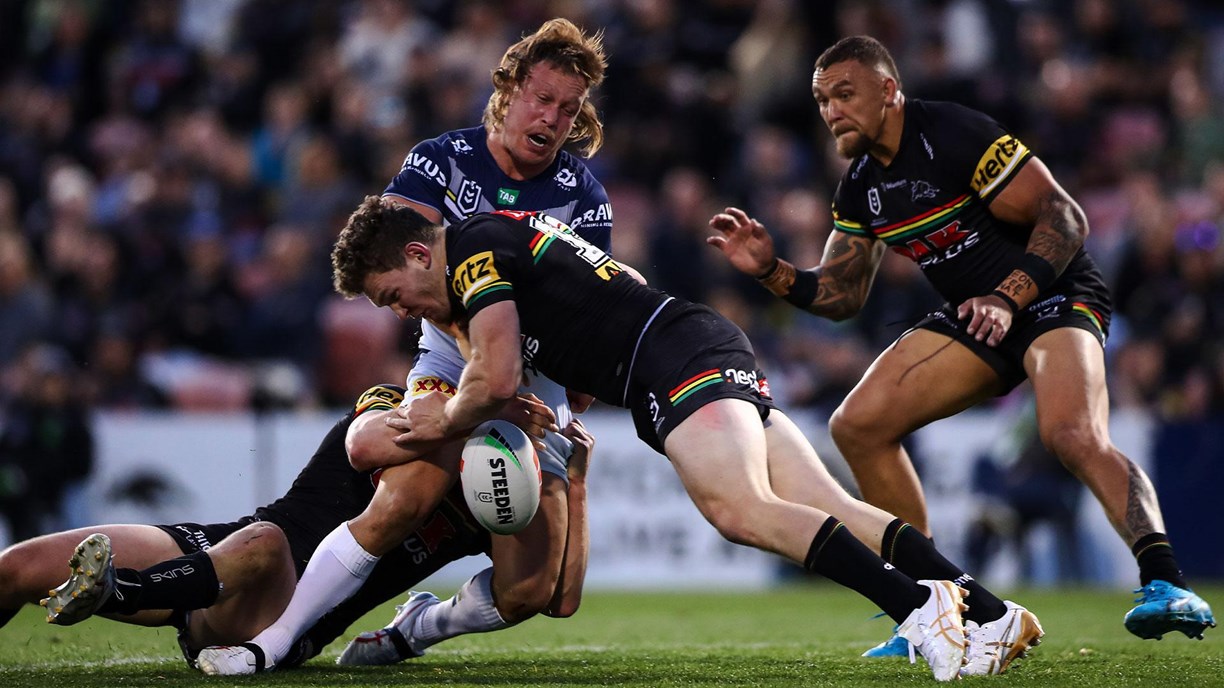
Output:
[[482, 18, 608, 157], [331, 196, 440, 297], [814, 35, 902, 88]]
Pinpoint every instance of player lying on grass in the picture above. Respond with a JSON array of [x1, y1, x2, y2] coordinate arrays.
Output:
[[231, 197, 1042, 681], [0, 383, 594, 669]]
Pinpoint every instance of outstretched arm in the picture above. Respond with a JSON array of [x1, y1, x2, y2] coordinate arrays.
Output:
[[544, 419, 594, 618], [708, 207, 885, 320]]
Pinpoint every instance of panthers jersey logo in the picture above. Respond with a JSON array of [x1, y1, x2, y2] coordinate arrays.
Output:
[[354, 385, 405, 416]]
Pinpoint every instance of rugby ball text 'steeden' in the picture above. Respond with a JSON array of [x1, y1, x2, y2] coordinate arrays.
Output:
[[460, 420, 541, 535]]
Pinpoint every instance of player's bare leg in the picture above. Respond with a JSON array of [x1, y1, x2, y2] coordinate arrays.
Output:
[[338, 466, 571, 665], [1026, 327, 1214, 639], [830, 328, 1003, 535], [0, 525, 184, 627], [665, 398, 968, 681]]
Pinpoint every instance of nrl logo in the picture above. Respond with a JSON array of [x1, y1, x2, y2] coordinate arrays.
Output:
[[457, 179, 482, 215], [868, 187, 882, 215]]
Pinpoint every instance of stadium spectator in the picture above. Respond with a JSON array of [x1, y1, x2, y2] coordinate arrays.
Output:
[[0, 344, 93, 541], [707, 36, 1215, 646]]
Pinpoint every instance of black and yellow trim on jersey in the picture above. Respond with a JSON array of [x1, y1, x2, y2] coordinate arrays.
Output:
[[971, 134, 1030, 201], [834, 193, 973, 243], [453, 250, 512, 308], [354, 384, 405, 415]]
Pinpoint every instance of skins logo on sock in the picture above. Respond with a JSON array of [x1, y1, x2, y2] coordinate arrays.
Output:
[[150, 565, 195, 582]]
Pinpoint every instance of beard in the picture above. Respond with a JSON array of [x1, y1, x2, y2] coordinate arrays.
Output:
[[835, 129, 871, 159]]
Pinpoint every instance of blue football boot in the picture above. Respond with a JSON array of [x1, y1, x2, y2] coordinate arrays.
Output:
[[861, 625, 913, 658], [1124, 580, 1216, 640]]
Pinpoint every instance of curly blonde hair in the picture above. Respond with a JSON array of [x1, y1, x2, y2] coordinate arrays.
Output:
[[481, 18, 607, 158]]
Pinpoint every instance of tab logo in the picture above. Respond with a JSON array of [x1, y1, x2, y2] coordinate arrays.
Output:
[[497, 188, 520, 206]]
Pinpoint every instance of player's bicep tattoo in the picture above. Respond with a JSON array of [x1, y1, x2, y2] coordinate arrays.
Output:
[[1028, 190, 1085, 273]]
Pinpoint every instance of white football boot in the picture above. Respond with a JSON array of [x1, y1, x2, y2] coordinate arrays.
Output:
[[897, 580, 969, 682], [961, 601, 1044, 676], [336, 590, 439, 665], [41, 533, 115, 626], [196, 643, 272, 675]]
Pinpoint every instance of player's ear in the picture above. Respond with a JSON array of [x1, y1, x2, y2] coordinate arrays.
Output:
[[883, 76, 899, 107], [404, 242, 431, 267]]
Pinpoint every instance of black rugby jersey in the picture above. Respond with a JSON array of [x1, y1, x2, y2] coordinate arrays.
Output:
[[446, 211, 670, 404], [831, 99, 1107, 307]]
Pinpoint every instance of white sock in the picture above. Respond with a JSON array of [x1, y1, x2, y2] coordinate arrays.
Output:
[[249, 522, 378, 663], [413, 567, 509, 650]]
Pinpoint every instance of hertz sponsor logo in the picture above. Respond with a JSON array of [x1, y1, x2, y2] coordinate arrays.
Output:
[[452, 251, 502, 301], [972, 135, 1028, 199]]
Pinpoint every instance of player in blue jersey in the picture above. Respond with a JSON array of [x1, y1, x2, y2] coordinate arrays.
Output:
[[708, 35, 1214, 655], [196, 18, 612, 675]]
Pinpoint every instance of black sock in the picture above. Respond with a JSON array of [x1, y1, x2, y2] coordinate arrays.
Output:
[[1132, 533, 1187, 588], [99, 551, 220, 615], [881, 519, 1006, 625], [804, 517, 928, 624], [0, 607, 18, 628]]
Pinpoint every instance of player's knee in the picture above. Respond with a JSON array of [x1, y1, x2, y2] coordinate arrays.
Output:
[[700, 498, 760, 548], [0, 541, 43, 605], [1039, 421, 1108, 470], [829, 401, 882, 450], [234, 522, 291, 575]]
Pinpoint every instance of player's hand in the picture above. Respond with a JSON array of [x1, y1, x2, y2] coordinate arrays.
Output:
[[388, 391, 450, 445], [561, 418, 594, 481], [957, 294, 1014, 347], [498, 393, 558, 451], [707, 207, 778, 277]]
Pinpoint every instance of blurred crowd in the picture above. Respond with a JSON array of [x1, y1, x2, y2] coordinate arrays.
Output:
[[2, 0, 1224, 421]]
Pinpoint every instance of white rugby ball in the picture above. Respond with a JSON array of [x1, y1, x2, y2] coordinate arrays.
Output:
[[460, 420, 541, 535]]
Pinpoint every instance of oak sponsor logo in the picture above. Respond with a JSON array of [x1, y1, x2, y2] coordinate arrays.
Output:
[[972, 134, 1028, 197]]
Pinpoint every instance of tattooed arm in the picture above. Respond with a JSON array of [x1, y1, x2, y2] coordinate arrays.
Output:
[[958, 157, 1088, 346], [708, 207, 885, 321]]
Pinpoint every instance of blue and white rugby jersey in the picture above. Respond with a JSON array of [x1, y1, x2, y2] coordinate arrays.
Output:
[[384, 125, 612, 433]]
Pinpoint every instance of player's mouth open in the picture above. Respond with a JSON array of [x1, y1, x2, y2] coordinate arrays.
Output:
[[527, 134, 549, 147]]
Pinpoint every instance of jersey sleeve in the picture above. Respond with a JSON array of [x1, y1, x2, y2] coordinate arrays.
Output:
[[353, 384, 407, 416], [383, 136, 450, 213], [448, 214, 523, 320], [567, 173, 613, 253], [928, 102, 1033, 205], [830, 175, 873, 238]]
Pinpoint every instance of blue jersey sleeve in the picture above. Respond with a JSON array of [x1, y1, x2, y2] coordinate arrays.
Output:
[[383, 135, 451, 213]]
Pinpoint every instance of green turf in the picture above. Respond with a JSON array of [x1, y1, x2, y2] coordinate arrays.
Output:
[[0, 584, 1219, 687]]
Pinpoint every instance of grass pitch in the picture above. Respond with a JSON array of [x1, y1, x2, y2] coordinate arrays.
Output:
[[0, 583, 1220, 687]]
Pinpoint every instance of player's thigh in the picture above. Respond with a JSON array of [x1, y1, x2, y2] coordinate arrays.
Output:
[[489, 474, 568, 593], [664, 398, 773, 514], [1024, 327, 1112, 443], [835, 328, 1002, 436], [350, 446, 462, 553], [189, 531, 298, 648], [0, 524, 181, 603]]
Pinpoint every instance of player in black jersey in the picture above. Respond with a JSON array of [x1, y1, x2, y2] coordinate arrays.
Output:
[[0, 384, 594, 669], [708, 35, 1214, 645], [327, 196, 1057, 681]]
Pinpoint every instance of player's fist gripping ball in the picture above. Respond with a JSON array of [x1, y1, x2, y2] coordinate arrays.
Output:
[[460, 420, 542, 534]]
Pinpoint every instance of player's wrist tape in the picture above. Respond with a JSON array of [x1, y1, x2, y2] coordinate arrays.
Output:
[[1018, 253, 1058, 293], [783, 268, 820, 308], [754, 257, 780, 280], [991, 290, 1019, 313]]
